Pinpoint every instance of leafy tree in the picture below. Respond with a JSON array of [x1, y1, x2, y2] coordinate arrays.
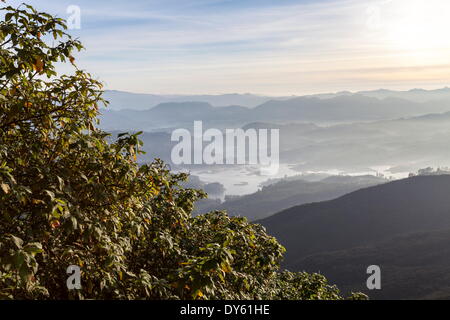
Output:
[[0, 2, 366, 300]]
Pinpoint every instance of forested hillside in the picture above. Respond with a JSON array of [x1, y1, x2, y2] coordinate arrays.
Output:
[[260, 175, 450, 299]]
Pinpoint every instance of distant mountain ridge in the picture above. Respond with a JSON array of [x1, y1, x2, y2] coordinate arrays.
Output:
[[99, 94, 450, 131], [103, 90, 289, 110], [309, 87, 450, 103], [103, 87, 450, 111]]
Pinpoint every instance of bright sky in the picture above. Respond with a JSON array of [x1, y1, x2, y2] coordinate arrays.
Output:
[[5, 0, 450, 95]]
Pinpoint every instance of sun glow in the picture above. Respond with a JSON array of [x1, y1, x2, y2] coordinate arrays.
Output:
[[386, 0, 450, 53]]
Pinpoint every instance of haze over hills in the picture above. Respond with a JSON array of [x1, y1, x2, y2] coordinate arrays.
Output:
[[251, 94, 450, 122], [103, 90, 288, 110], [99, 93, 450, 132], [99, 101, 252, 131], [102, 87, 450, 112], [101, 87, 450, 300], [107, 109, 450, 181], [258, 175, 450, 299], [103, 87, 450, 111], [277, 111, 450, 173], [312, 87, 450, 104], [195, 175, 387, 221], [102, 87, 450, 300]]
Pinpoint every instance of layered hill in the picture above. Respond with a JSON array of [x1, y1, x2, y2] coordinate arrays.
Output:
[[197, 175, 386, 221], [99, 95, 450, 131], [258, 175, 450, 299]]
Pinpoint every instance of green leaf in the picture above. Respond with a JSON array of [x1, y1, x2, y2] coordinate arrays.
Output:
[[23, 242, 44, 255], [10, 235, 23, 249]]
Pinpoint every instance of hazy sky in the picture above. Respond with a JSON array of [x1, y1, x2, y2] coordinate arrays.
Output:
[[6, 0, 450, 95]]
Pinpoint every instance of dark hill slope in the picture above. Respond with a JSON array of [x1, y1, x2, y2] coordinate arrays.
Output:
[[296, 229, 450, 299], [259, 175, 450, 267]]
